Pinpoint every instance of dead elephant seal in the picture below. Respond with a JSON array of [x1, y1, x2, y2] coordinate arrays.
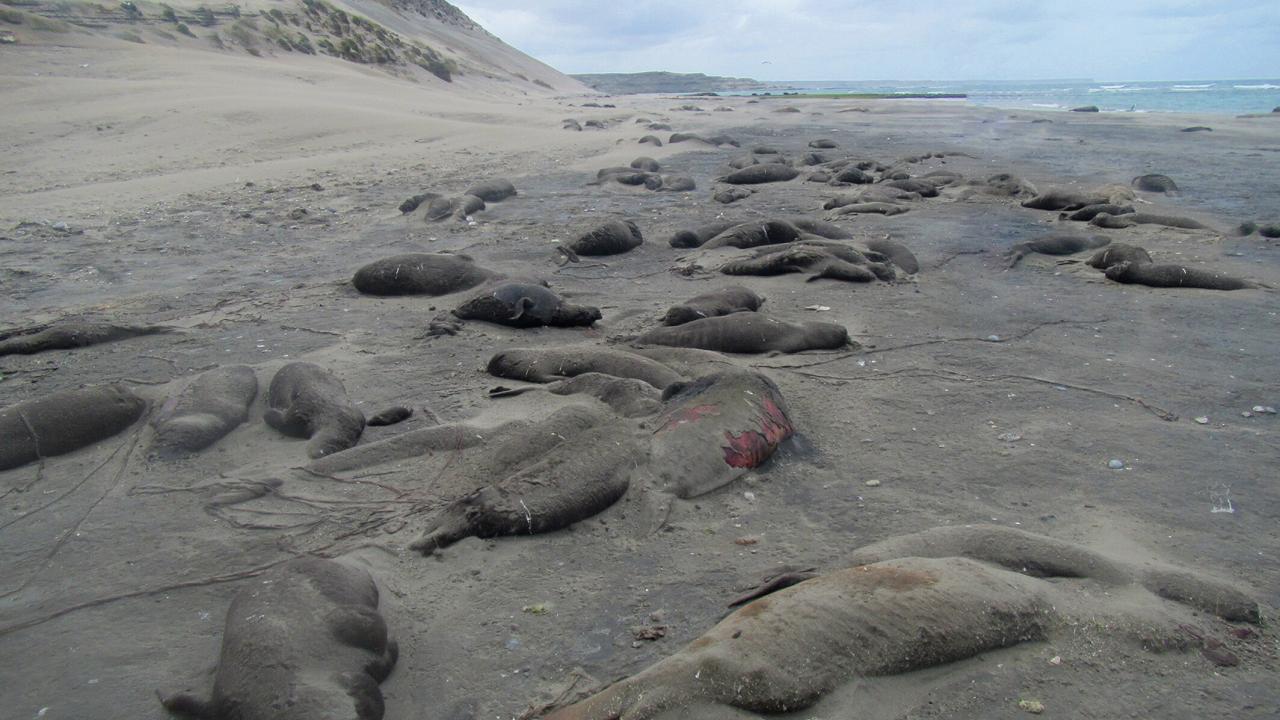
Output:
[[663, 286, 765, 325], [637, 313, 851, 354], [1086, 243, 1153, 269], [487, 346, 683, 389], [1, 384, 146, 472], [720, 164, 801, 185], [464, 178, 517, 202], [649, 369, 794, 498], [264, 362, 365, 459], [151, 365, 258, 458], [1006, 233, 1110, 267], [1104, 261, 1262, 290], [565, 220, 644, 256], [1131, 174, 1178, 193], [453, 282, 601, 328], [409, 405, 643, 556], [352, 253, 498, 296], [0, 322, 173, 357], [161, 557, 397, 720]]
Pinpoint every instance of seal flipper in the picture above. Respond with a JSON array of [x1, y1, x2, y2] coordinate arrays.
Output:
[[159, 691, 215, 719], [264, 407, 308, 437], [509, 297, 534, 322]]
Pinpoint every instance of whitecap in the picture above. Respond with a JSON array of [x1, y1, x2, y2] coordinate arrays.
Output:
[[1234, 83, 1280, 90]]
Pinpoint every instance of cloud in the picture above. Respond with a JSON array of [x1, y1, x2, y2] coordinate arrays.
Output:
[[455, 1, 1280, 80]]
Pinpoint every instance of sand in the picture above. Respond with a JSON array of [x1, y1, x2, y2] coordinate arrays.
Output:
[[2, 12, 1280, 720]]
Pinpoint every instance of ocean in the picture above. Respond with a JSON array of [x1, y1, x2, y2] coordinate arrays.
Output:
[[748, 80, 1280, 116]]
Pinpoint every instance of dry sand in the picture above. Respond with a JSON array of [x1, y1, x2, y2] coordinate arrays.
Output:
[[2, 14, 1280, 720]]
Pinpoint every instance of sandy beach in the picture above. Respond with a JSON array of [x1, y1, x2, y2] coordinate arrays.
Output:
[[2, 6, 1279, 720]]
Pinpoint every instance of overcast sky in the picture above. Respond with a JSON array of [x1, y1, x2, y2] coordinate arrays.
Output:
[[454, 1, 1280, 81]]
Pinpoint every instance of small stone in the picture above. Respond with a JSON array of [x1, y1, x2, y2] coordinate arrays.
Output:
[[865, 479, 881, 487], [1048, 655, 1062, 665], [1242, 411, 1253, 418], [734, 536, 759, 546], [997, 432, 1023, 442], [1194, 416, 1209, 425], [1253, 405, 1276, 415], [521, 603, 549, 615], [1108, 459, 1125, 470], [986, 334, 1001, 341], [743, 491, 756, 502], [1018, 699, 1045, 714]]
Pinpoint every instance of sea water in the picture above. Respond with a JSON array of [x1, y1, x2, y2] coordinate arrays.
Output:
[[748, 79, 1280, 115]]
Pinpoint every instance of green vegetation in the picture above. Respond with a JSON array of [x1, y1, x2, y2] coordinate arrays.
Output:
[[159, 3, 175, 22], [175, 21, 193, 36], [0, 6, 24, 22], [116, 28, 142, 42], [194, 5, 213, 26]]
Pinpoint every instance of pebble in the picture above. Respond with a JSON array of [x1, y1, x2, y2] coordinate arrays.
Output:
[[1194, 416, 1209, 425], [1108, 459, 1125, 470], [865, 479, 881, 487], [1018, 699, 1045, 714], [997, 432, 1023, 442], [1253, 405, 1276, 415]]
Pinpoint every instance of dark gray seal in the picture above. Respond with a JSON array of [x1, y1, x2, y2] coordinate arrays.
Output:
[[453, 282, 601, 328], [826, 202, 909, 217], [1006, 233, 1110, 267], [1072, 105, 1100, 112], [464, 178, 517, 202], [720, 165, 800, 185], [424, 193, 484, 221], [1, 384, 146, 472], [669, 220, 740, 249], [663, 286, 765, 325], [703, 220, 803, 250], [638, 135, 663, 146], [831, 166, 874, 184], [1089, 212, 1208, 230], [722, 244, 892, 283], [487, 346, 683, 389], [1131, 174, 1178, 193], [151, 365, 258, 458], [0, 322, 173, 357], [367, 406, 413, 427], [160, 557, 397, 720], [565, 220, 644, 256], [351, 253, 498, 296], [1104, 261, 1262, 290], [1086, 243, 1153, 270], [637, 313, 852, 354], [808, 139, 838, 149], [631, 157, 661, 172], [883, 179, 939, 197], [1021, 189, 1111, 211], [264, 362, 365, 459], [713, 186, 753, 204]]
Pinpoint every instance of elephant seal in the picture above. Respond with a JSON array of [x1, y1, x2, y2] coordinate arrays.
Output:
[[808, 138, 838, 149], [663, 286, 765, 325], [1064, 203, 1135, 222], [713, 186, 753, 204], [884, 179, 939, 197], [1090, 212, 1209, 230], [648, 369, 794, 498], [351, 253, 498, 296], [786, 217, 852, 239], [562, 119, 582, 131], [638, 135, 663, 146], [160, 557, 397, 720], [398, 192, 437, 214], [491, 372, 663, 419], [865, 237, 920, 274], [1086, 243, 1153, 269], [631, 157, 660, 172], [655, 175, 696, 192], [464, 178, 517, 202], [1, 384, 146, 472], [0, 322, 173, 357], [487, 346, 683, 389], [722, 244, 891, 283], [1072, 104, 1100, 112], [831, 166, 874, 184], [1006, 233, 1110, 267], [826, 201, 910, 217], [565, 220, 644, 256], [424, 193, 484, 221], [453, 282, 601, 328], [707, 134, 741, 147], [728, 155, 762, 170], [1022, 189, 1113, 211], [409, 405, 643, 556], [720, 164, 800, 185], [637, 313, 851, 354], [263, 362, 365, 459], [1104, 261, 1261, 290], [669, 221, 739, 249], [151, 365, 258, 458], [1131, 174, 1178, 193], [367, 406, 412, 427], [668, 132, 708, 144], [703, 220, 803, 250]]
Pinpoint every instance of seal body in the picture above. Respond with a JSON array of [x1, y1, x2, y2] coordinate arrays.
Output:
[[464, 178, 517, 202], [0, 322, 172, 356], [409, 406, 642, 555], [453, 283, 601, 328], [650, 369, 795, 498], [566, 220, 644, 256], [264, 362, 365, 459], [1131, 174, 1178, 193], [1064, 203, 1134, 221], [669, 221, 739, 249], [351, 253, 498, 296], [151, 365, 258, 458], [1090, 212, 1208, 230], [637, 313, 851, 354], [486, 347, 683, 389], [703, 220, 802, 250], [1104, 261, 1257, 290], [722, 244, 893, 283], [1006, 233, 1109, 267], [160, 557, 397, 720], [720, 164, 800, 184], [663, 286, 765, 326], [1086, 243, 1153, 270], [865, 238, 920, 273], [0, 384, 146, 471], [424, 193, 484, 221]]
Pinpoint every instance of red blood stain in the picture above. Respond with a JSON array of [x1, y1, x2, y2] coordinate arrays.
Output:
[[721, 394, 795, 468]]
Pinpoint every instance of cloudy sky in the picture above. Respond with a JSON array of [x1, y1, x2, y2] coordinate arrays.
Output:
[[455, 1, 1280, 81]]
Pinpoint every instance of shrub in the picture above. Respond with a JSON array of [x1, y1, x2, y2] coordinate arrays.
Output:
[[116, 29, 144, 42], [176, 21, 193, 36], [159, 4, 176, 22], [194, 6, 213, 26], [316, 37, 335, 54]]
